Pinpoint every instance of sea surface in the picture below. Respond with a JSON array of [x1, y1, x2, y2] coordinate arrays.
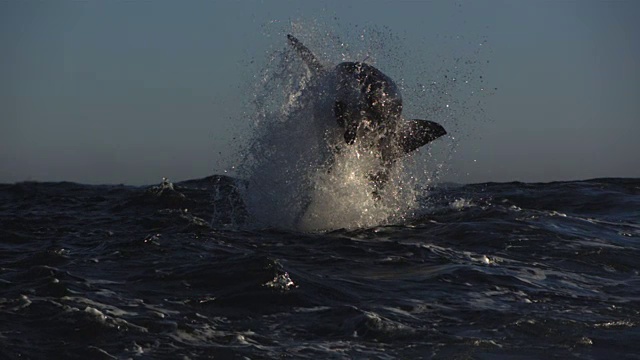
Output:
[[2, 23, 639, 360], [1, 176, 639, 359]]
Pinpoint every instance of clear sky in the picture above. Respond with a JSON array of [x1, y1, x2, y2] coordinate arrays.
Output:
[[1, 1, 639, 185]]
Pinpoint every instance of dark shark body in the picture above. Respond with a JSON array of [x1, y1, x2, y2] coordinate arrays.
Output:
[[287, 35, 446, 192]]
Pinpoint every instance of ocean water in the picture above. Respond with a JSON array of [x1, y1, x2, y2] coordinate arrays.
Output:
[[3, 27, 639, 359], [1, 177, 639, 359]]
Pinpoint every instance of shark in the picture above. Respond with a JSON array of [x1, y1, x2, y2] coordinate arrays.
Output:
[[287, 34, 447, 192]]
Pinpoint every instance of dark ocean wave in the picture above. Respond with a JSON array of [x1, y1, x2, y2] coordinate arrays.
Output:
[[1, 177, 639, 359]]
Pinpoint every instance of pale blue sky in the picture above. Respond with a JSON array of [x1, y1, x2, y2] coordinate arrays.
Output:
[[1, 1, 638, 184]]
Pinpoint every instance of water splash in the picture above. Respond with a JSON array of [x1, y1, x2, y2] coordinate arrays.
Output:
[[235, 24, 486, 231]]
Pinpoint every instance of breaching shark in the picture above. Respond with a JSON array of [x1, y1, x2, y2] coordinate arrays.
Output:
[[287, 34, 447, 193]]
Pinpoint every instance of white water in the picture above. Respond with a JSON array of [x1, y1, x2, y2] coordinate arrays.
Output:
[[234, 25, 486, 232]]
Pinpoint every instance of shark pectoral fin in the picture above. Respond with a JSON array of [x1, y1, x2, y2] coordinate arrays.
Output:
[[287, 34, 324, 75], [344, 125, 357, 145], [334, 101, 347, 128], [398, 119, 447, 154], [334, 101, 357, 144]]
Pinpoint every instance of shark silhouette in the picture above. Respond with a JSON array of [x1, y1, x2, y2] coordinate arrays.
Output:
[[287, 34, 447, 191]]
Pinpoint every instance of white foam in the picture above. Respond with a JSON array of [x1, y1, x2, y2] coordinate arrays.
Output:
[[298, 142, 418, 231], [234, 27, 459, 232], [450, 197, 474, 210]]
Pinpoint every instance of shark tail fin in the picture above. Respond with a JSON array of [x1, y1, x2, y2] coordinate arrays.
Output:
[[397, 119, 447, 154], [287, 34, 324, 75]]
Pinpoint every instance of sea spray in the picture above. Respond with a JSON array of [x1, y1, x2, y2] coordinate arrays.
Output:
[[232, 23, 489, 231], [297, 141, 421, 231], [235, 32, 425, 231]]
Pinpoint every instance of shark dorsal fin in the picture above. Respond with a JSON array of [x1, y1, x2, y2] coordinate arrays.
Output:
[[287, 34, 324, 75]]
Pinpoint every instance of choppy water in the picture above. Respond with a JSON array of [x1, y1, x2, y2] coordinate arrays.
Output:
[[1, 177, 639, 359], [3, 24, 639, 359]]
